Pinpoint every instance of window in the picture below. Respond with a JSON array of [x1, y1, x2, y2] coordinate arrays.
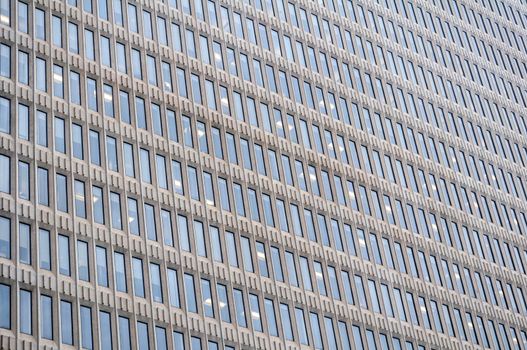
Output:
[[162, 61, 172, 91], [70, 71, 81, 104], [96, 246, 108, 287], [210, 226, 222, 262], [18, 2, 28, 32], [36, 110, 48, 147], [121, 144, 134, 178], [196, 122, 209, 153], [74, 180, 86, 218], [203, 172, 215, 205], [114, 251, 127, 292], [127, 197, 139, 236], [119, 317, 131, 350], [168, 268, 180, 307], [58, 234, 70, 276], [178, 215, 190, 251], [100, 36, 111, 67], [147, 55, 157, 85], [177, 67, 187, 97], [241, 237, 254, 272], [191, 337, 201, 350], [37, 167, 48, 206], [281, 251, 296, 286], [17, 50, 28, 84], [217, 283, 230, 322], [77, 240, 89, 281], [269, 247, 283, 282], [256, 242, 268, 277], [0, 43, 10, 78], [110, 192, 122, 229], [56, 174, 68, 212], [250, 294, 262, 332], [18, 222, 30, 264], [0, 154, 8, 195], [234, 289, 247, 327], [132, 257, 145, 297], [18, 161, 29, 200], [68, 22, 79, 54], [233, 183, 245, 216], [41, 295, 53, 339], [265, 298, 278, 336], [201, 278, 214, 317], [92, 186, 104, 224], [144, 203, 157, 241], [19, 289, 31, 334], [87, 77, 98, 111], [172, 160, 184, 195], [314, 261, 327, 295], [52, 15, 62, 47], [83, 0, 93, 13], [184, 273, 197, 312], [150, 263, 163, 302], [35, 8, 45, 40], [85, 30, 96, 59], [60, 300, 73, 345], [36, 58, 47, 91], [100, 311, 113, 349], [0, 283, 9, 329], [139, 148, 152, 184], [80, 306, 93, 350], [188, 166, 200, 200], [103, 84, 114, 117], [142, 10, 152, 38], [173, 331, 184, 350], [161, 209, 173, 246], [116, 42, 127, 73], [280, 303, 294, 340], [39, 229, 51, 270], [155, 327, 167, 350], [18, 103, 29, 140], [226, 231, 238, 267]]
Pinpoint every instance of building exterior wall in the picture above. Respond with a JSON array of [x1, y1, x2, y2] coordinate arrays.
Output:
[[0, 0, 527, 349]]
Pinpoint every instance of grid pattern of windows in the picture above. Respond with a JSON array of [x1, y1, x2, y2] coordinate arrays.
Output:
[[1, 0, 527, 349]]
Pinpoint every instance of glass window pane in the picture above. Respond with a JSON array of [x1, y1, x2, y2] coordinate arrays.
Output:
[[41, 295, 53, 339], [60, 300, 73, 344], [119, 317, 131, 350], [137, 322, 149, 350], [99, 311, 113, 349], [19, 289, 31, 334]]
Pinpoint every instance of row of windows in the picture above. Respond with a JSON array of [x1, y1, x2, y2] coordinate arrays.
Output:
[[3, 0, 526, 147], [4, 110, 527, 246], [349, 6, 527, 125], [3, 45, 527, 213], [301, 0, 527, 113], [0, 282, 235, 349], [3, 4, 527, 203], [259, 0, 527, 66], [3, 164, 527, 312], [1, 273, 526, 350], [2, 106, 527, 279], [9, 0, 522, 85], [4, 21, 526, 180], [370, 0, 527, 87], [380, 0, 527, 59], [5, 161, 527, 322], [314, 0, 527, 104], [466, 0, 527, 29], [3, 91, 527, 250]]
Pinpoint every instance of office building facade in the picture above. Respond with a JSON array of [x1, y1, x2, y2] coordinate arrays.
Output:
[[1, 0, 527, 348]]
